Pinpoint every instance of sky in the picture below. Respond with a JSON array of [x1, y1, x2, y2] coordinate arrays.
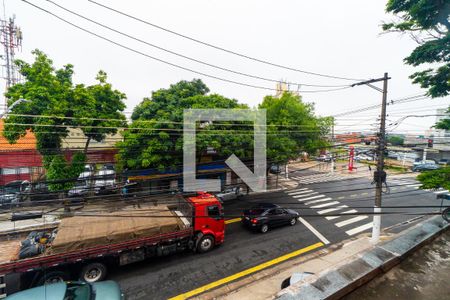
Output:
[[2, 0, 449, 135]]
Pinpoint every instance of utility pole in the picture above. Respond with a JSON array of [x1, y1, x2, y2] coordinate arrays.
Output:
[[352, 73, 390, 244], [0, 16, 22, 110]]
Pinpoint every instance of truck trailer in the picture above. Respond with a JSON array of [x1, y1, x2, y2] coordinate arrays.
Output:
[[0, 192, 225, 298]]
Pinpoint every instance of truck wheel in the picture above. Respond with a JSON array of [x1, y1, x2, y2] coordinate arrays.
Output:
[[36, 271, 70, 286], [260, 224, 269, 233], [197, 235, 215, 253], [80, 262, 107, 283]]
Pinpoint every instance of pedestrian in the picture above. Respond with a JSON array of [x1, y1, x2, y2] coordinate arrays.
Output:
[[368, 165, 372, 172]]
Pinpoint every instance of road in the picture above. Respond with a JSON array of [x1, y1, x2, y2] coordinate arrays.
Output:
[[109, 168, 446, 300]]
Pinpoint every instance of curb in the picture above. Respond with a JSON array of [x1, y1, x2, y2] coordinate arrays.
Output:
[[276, 216, 449, 300]]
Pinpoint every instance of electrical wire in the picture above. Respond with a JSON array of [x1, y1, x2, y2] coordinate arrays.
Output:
[[20, 0, 352, 93], [45, 0, 351, 89], [87, 0, 365, 82]]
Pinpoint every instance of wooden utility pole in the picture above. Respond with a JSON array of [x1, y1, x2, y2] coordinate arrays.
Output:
[[352, 73, 390, 243]]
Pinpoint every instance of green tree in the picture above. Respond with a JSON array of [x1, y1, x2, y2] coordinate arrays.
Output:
[[3, 50, 127, 191], [74, 70, 127, 153], [418, 107, 450, 189], [435, 107, 450, 130], [418, 167, 450, 190], [383, 0, 450, 98], [259, 92, 331, 165], [117, 79, 251, 171], [387, 135, 404, 146]]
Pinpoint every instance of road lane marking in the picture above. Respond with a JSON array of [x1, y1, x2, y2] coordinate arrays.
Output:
[[335, 216, 368, 227], [305, 197, 333, 205], [350, 194, 357, 197], [168, 242, 325, 300], [407, 184, 422, 188], [288, 190, 313, 195], [225, 218, 241, 224], [337, 196, 345, 199], [361, 192, 369, 195], [345, 222, 373, 235], [325, 208, 357, 220], [298, 217, 330, 245], [318, 205, 348, 215], [311, 201, 340, 208], [293, 192, 319, 199], [434, 190, 448, 194], [287, 187, 309, 192], [297, 195, 325, 202]]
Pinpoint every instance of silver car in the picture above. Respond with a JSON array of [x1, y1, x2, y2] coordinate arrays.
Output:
[[215, 186, 244, 202]]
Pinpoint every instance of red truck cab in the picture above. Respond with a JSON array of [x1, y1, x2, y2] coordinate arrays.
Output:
[[188, 192, 225, 249]]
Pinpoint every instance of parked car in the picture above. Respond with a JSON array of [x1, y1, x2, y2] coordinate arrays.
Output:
[[413, 159, 436, 166], [0, 180, 30, 208], [438, 159, 449, 166], [5, 281, 123, 300], [94, 167, 118, 195], [216, 186, 244, 202], [412, 163, 440, 172], [67, 180, 90, 198], [316, 155, 331, 162], [241, 204, 299, 233], [21, 183, 59, 203]]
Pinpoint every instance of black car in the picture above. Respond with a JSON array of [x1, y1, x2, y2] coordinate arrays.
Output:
[[242, 204, 299, 233]]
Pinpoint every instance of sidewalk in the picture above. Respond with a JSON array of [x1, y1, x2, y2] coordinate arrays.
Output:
[[192, 216, 448, 300], [0, 212, 60, 235]]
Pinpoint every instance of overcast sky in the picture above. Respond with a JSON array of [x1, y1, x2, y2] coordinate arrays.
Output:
[[3, 0, 449, 134]]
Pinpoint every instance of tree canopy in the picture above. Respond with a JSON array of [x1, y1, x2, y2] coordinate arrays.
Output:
[[117, 79, 250, 171], [383, 0, 450, 98], [3, 50, 127, 190], [259, 92, 331, 165], [387, 135, 404, 146]]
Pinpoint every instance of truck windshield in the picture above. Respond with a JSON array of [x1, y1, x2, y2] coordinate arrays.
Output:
[[64, 283, 92, 300]]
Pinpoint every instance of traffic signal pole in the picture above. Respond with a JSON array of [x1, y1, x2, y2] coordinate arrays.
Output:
[[352, 73, 390, 244]]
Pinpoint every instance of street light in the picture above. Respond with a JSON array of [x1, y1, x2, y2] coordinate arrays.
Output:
[[0, 98, 31, 118]]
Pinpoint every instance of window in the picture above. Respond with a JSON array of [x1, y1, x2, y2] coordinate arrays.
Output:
[[19, 167, 29, 174], [1, 168, 16, 175], [207, 205, 220, 218], [274, 209, 283, 215]]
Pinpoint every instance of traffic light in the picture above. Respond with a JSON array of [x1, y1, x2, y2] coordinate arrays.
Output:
[[427, 139, 433, 148]]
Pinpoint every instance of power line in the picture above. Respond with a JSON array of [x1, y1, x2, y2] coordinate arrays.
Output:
[[45, 0, 351, 89], [87, 0, 365, 82], [20, 0, 352, 93]]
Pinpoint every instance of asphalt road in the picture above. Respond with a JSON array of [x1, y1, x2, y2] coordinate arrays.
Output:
[[109, 169, 445, 300]]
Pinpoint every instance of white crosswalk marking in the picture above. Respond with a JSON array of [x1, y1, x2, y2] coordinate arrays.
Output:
[[335, 216, 368, 227], [407, 184, 422, 188], [305, 197, 333, 205], [297, 195, 325, 202], [288, 188, 309, 192], [292, 192, 318, 199], [288, 190, 314, 196], [325, 209, 357, 220], [283, 181, 380, 237], [311, 201, 340, 208], [434, 190, 449, 194], [345, 222, 373, 236], [317, 205, 348, 214], [289, 172, 364, 185]]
